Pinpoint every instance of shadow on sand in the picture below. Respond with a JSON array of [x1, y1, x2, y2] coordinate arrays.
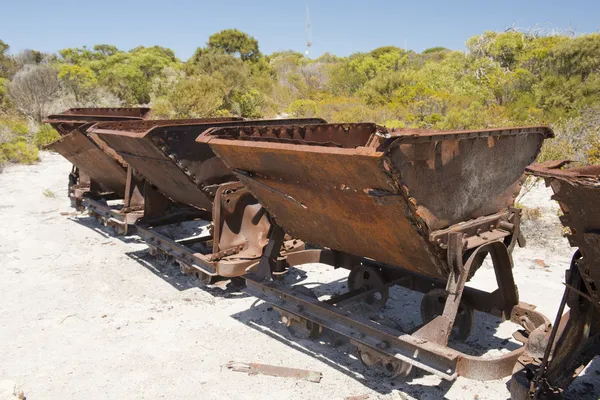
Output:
[[68, 214, 541, 398], [229, 266, 523, 398]]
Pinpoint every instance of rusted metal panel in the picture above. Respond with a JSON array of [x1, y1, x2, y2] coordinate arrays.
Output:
[[138, 182, 306, 279], [508, 162, 600, 398], [200, 124, 552, 277], [44, 107, 151, 136], [43, 108, 154, 196], [225, 361, 323, 383], [528, 162, 600, 310], [44, 108, 153, 169], [90, 118, 326, 212], [45, 130, 127, 195], [60, 107, 152, 118], [389, 128, 548, 230]]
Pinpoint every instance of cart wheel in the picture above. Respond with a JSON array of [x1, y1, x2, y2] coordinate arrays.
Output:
[[355, 345, 413, 379], [420, 288, 474, 341], [347, 265, 389, 310], [278, 310, 323, 339], [356, 346, 377, 368], [383, 359, 413, 379], [229, 277, 246, 289], [156, 251, 172, 266], [276, 286, 323, 339]]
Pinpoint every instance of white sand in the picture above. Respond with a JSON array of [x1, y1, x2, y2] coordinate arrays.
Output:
[[0, 152, 598, 399]]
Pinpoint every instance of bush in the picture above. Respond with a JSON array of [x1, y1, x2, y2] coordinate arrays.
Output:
[[381, 119, 406, 129], [149, 96, 176, 119], [540, 108, 600, 164], [289, 99, 317, 117], [236, 88, 263, 118], [34, 124, 60, 147], [587, 134, 600, 165], [0, 139, 39, 165], [0, 116, 40, 168], [0, 77, 9, 109], [168, 76, 224, 118], [0, 118, 28, 136], [537, 138, 575, 163]]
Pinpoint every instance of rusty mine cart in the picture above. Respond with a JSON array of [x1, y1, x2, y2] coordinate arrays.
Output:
[[81, 117, 251, 235], [89, 117, 327, 282], [44, 108, 152, 233], [510, 161, 600, 399], [45, 108, 600, 395], [197, 123, 554, 381]]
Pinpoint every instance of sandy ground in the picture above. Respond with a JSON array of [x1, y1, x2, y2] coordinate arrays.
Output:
[[1, 151, 599, 400]]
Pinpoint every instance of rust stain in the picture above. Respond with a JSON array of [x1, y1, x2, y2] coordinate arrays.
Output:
[[200, 123, 552, 278]]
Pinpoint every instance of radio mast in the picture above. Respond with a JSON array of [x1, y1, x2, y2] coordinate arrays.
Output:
[[305, 6, 312, 57]]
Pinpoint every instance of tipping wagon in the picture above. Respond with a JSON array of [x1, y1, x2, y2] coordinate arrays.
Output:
[[90, 118, 326, 281], [511, 161, 600, 399], [43, 108, 152, 231], [197, 122, 554, 380]]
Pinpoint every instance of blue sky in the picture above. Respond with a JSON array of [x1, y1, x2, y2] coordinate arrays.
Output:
[[1, 0, 598, 60]]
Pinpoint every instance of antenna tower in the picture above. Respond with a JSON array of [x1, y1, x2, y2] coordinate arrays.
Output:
[[305, 6, 312, 56]]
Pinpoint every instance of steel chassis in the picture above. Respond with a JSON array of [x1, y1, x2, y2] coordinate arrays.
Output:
[[135, 182, 305, 282], [510, 162, 600, 399], [243, 211, 550, 381], [83, 166, 150, 235]]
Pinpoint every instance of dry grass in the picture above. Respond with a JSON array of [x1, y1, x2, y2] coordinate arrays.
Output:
[[521, 206, 543, 221], [42, 188, 56, 198]]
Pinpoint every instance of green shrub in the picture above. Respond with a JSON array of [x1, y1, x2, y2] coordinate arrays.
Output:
[[0, 118, 28, 136], [537, 138, 575, 163], [0, 77, 8, 109], [0, 116, 39, 168], [381, 119, 406, 129], [237, 89, 263, 118], [150, 96, 176, 119], [422, 47, 449, 54], [0, 139, 39, 165], [35, 124, 60, 147], [289, 99, 317, 117], [587, 134, 600, 165]]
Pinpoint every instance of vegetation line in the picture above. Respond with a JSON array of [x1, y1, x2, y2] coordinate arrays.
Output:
[[1, 28, 599, 168]]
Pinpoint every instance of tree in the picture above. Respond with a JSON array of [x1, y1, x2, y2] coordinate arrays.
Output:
[[369, 46, 404, 58], [58, 64, 98, 104], [8, 64, 62, 122], [186, 49, 261, 115], [289, 99, 317, 117], [99, 46, 180, 104], [93, 44, 119, 57], [207, 29, 260, 61], [0, 40, 16, 110], [167, 75, 224, 117], [236, 88, 263, 118], [545, 34, 600, 79], [0, 40, 17, 79], [0, 78, 8, 110], [422, 47, 449, 54]]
